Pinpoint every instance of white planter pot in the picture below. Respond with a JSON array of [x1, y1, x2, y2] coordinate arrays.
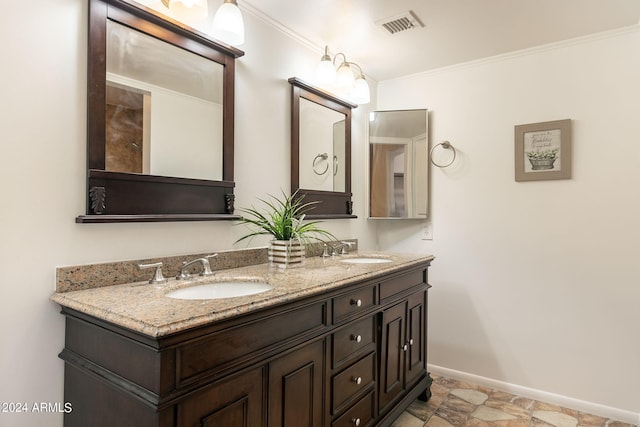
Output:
[[268, 239, 305, 268]]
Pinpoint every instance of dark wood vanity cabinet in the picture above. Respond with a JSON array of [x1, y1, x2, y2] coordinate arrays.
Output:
[[58, 262, 431, 427]]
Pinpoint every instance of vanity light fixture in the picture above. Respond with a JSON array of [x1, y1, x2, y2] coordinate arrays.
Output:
[[160, 0, 208, 21], [315, 46, 370, 105], [212, 0, 245, 46], [316, 46, 337, 85]]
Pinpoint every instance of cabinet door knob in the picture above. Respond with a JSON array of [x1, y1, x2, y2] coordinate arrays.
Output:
[[352, 417, 361, 426], [409, 338, 414, 346], [402, 344, 408, 352], [352, 376, 362, 385], [350, 298, 362, 307], [351, 334, 362, 343]]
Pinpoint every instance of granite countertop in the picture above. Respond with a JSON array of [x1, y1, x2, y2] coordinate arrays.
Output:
[[51, 252, 434, 338]]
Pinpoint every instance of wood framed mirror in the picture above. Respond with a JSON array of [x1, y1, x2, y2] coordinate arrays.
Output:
[[289, 77, 357, 219], [77, 0, 244, 223]]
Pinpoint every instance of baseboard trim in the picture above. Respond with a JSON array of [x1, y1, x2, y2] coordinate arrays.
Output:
[[428, 364, 639, 426]]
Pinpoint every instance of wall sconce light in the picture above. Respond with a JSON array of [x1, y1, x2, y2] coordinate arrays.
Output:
[[160, 0, 208, 21], [211, 0, 245, 46], [315, 45, 370, 105], [158, 0, 245, 47]]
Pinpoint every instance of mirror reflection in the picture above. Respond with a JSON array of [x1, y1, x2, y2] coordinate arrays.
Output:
[[369, 109, 429, 219], [289, 77, 356, 219], [298, 98, 346, 192], [105, 20, 224, 181]]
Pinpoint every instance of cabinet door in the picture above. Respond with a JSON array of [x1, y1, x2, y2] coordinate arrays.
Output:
[[378, 300, 406, 411], [176, 367, 264, 427], [405, 290, 426, 386], [268, 339, 325, 427]]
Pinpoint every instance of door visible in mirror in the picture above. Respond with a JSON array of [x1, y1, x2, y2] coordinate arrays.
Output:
[[106, 20, 224, 181], [369, 110, 429, 219]]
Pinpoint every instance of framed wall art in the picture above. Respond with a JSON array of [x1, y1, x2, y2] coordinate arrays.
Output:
[[514, 119, 571, 181]]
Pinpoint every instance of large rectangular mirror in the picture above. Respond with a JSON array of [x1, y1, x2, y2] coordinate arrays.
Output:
[[78, 0, 244, 223], [369, 109, 429, 219], [289, 77, 357, 219]]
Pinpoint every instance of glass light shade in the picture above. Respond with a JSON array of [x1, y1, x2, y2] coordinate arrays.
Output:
[[169, 0, 208, 21], [335, 63, 355, 89], [316, 58, 336, 85], [352, 76, 370, 104], [212, 1, 245, 46]]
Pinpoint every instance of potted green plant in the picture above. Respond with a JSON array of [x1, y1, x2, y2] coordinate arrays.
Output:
[[235, 191, 335, 267]]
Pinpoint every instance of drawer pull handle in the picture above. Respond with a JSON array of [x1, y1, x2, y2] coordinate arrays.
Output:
[[352, 376, 362, 385], [351, 334, 362, 343], [350, 298, 362, 307], [352, 418, 361, 426], [402, 344, 408, 352]]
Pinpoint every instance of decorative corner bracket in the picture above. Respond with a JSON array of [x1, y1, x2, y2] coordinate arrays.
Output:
[[89, 186, 106, 214], [225, 194, 235, 214]]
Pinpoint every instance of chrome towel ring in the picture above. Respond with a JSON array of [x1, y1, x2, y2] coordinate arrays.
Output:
[[430, 141, 456, 168], [313, 153, 330, 175]]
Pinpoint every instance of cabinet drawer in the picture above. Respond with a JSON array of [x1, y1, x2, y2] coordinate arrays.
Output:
[[332, 390, 375, 427], [177, 301, 326, 386], [333, 285, 377, 323], [332, 316, 375, 368], [332, 352, 375, 412], [379, 268, 425, 301]]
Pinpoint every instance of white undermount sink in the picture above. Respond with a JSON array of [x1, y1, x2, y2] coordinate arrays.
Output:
[[165, 281, 272, 300], [341, 257, 392, 264]]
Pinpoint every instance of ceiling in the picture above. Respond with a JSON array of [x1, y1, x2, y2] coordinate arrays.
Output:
[[240, 0, 640, 82]]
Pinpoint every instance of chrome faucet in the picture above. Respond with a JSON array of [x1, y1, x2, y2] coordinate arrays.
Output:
[[176, 254, 217, 280], [329, 241, 355, 256]]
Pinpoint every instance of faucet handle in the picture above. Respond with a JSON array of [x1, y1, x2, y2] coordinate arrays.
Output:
[[340, 241, 355, 255], [201, 254, 218, 276], [322, 244, 330, 258], [137, 262, 168, 284]]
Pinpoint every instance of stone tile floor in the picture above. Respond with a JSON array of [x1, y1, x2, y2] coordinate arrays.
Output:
[[392, 374, 638, 427]]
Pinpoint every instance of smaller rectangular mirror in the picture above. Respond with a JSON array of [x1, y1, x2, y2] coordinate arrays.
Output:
[[289, 77, 357, 219], [369, 109, 429, 219]]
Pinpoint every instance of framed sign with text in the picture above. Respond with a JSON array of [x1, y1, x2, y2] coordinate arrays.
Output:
[[515, 119, 571, 181]]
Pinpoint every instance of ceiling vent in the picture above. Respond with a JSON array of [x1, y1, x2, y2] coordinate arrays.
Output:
[[376, 11, 424, 35]]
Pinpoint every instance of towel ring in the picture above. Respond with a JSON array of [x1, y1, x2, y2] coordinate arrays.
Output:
[[430, 141, 456, 168], [313, 153, 329, 175]]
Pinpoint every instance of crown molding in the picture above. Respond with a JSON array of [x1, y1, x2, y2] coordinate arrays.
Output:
[[239, 0, 323, 55]]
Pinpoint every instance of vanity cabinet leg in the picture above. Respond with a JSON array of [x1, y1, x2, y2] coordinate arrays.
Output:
[[418, 372, 433, 402]]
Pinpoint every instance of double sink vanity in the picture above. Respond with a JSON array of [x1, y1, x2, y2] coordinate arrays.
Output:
[[52, 249, 434, 427], [67, 1, 437, 425]]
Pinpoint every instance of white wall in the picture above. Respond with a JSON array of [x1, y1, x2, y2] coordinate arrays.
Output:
[[4, 1, 637, 425], [376, 28, 640, 418], [0, 1, 375, 426]]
